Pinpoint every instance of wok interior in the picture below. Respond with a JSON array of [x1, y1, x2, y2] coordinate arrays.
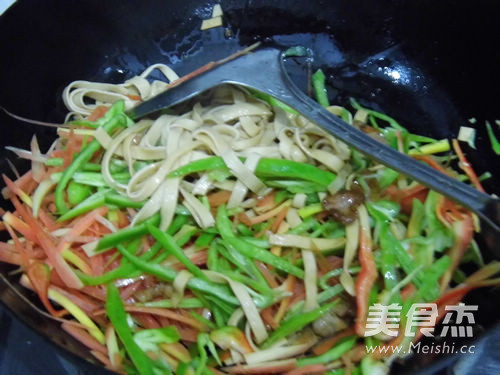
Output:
[[0, 0, 498, 373]]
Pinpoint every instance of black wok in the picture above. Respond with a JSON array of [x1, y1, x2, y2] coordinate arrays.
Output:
[[0, 0, 498, 374]]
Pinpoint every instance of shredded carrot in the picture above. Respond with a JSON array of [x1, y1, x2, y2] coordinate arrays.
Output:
[[452, 139, 485, 192], [56, 207, 108, 254], [207, 190, 232, 207], [343, 344, 366, 363], [3, 212, 37, 243], [284, 364, 327, 375], [256, 261, 279, 288], [91, 350, 113, 368], [87, 105, 110, 122], [126, 94, 142, 101], [95, 306, 204, 330], [3, 174, 32, 206], [62, 321, 108, 355], [189, 250, 208, 266], [256, 190, 276, 208], [51, 286, 101, 313], [0, 241, 23, 265], [176, 326, 199, 342], [237, 212, 252, 226], [261, 306, 278, 329], [38, 209, 60, 231], [132, 312, 161, 329], [271, 206, 289, 233], [412, 154, 451, 175], [4, 223, 30, 267], [312, 328, 356, 355], [275, 275, 296, 323]]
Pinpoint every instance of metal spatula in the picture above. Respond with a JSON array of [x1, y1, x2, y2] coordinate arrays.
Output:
[[129, 46, 499, 232]]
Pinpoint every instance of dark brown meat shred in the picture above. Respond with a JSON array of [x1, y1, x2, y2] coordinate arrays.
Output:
[[322, 188, 365, 224]]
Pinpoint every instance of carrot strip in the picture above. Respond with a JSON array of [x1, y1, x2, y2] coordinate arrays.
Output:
[[256, 191, 276, 208], [312, 328, 356, 355], [271, 206, 289, 233], [91, 350, 113, 368], [256, 261, 279, 288], [126, 95, 142, 101], [0, 244, 22, 265], [3, 212, 37, 243], [275, 275, 296, 324], [284, 364, 327, 375], [189, 250, 208, 266], [4, 223, 30, 267], [237, 212, 252, 226], [261, 306, 278, 329], [38, 209, 60, 232], [62, 321, 108, 354], [133, 312, 161, 329], [208, 190, 232, 207], [56, 207, 108, 255], [86, 105, 110, 122], [51, 286, 101, 313], [354, 224, 377, 336], [94, 306, 204, 330], [176, 326, 199, 342], [440, 214, 474, 291], [452, 139, 485, 192], [412, 155, 451, 175]]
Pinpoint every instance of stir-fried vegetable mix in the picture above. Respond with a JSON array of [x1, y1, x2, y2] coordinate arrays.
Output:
[[0, 61, 498, 375]]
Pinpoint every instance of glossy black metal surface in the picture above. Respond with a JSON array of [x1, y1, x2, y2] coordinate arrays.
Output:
[[0, 0, 498, 374]]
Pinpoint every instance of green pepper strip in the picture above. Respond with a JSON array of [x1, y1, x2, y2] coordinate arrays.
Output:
[[55, 101, 127, 214], [312, 69, 330, 107], [379, 168, 399, 189], [418, 255, 451, 299], [379, 224, 401, 294], [104, 193, 144, 209], [262, 301, 338, 349], [350, 98, 406, 132], [96, 214, 161, 251], [195, 232, 216, 248], [78, 240, 153, 285], [485, 121, 500, 155], [217, 241, 270, 290], [141, 298, 205, 309], [169, 157, 336, 188], [147, 224, 207, 281], [58, 189, 109, 222], [382, 226, 441, 302], [116, 244, 239, 306], [250, 89, 299, 115], [80, 220, 198, 286], [217, 205, 304, 278], [106, 283, 154, 375], [297, 336, 357, 367]]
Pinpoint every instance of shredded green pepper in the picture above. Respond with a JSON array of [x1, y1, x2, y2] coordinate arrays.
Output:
[[312, 69, 330, 107], [106, 283, 154, 375], [55, 101, 127, 214], [217, 205, 304, 278]]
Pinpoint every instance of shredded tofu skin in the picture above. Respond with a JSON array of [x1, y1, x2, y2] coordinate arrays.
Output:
[[63, 68, 351, 229]]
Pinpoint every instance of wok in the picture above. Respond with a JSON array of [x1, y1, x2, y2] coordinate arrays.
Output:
[[0, 0, 498, 373]]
